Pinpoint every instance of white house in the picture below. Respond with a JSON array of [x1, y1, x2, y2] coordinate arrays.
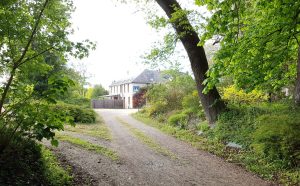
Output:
[[108, 69, 168, 108]]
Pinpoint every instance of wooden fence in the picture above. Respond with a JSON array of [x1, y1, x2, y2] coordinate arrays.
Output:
[[92, 99, 124, 109]]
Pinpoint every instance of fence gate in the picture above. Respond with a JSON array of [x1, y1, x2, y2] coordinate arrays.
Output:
[[92, 99, 124, 109]]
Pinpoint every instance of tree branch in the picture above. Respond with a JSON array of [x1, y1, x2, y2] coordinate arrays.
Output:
[[17, 46, 56, 68], [16, 0, 50, 65], [0, 0, 50, 114]]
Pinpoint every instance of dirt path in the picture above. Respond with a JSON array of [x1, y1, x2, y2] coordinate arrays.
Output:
[[53, 109, 274, 186]]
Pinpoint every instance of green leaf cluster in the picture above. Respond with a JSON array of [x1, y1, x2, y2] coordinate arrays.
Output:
[[198, 0, 300, 93]]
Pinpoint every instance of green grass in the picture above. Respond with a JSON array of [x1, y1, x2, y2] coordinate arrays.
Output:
[[57, 134, 119, 161], [40, 146, 73, 185], [116, 117, 177, 159], [65, 115, 112, 141]]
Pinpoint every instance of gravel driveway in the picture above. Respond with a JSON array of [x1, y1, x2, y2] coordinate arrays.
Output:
[[53, 109, 274, 186]]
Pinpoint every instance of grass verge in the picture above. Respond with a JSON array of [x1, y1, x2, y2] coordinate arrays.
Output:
[[57, 134, 118, 161], [65, 115, 112, 141], [40, 146, 73, 185], [116, 117, 177, 159]]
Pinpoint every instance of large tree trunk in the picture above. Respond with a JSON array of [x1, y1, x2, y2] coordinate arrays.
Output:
[[155, 0, 226, 124], [295, 46, 300, 106]]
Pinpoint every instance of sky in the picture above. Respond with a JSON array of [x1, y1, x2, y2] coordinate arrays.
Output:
[[69, 0, 164, 88]]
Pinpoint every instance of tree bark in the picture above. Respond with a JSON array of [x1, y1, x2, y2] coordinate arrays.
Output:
[[154, 0, 226, 124], [295, 46, 300, 106]]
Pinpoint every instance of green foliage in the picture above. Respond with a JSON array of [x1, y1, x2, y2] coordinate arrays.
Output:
[[54, 103, 96, 123], [198, 0, 300, 94], [0, 0, 95, 154], [197, 121, 210, 132], [182, 90, 203, 115], [252, 114, 300, 167], [86, 84, 108, 99], [214, 105, 264, 148], [62, 97, 91, 109], [222, 85, 269, 104], [168, 113, 188, 128], [144, 70, 196, 116], [134, 106, 300, 185], [40, 146, 72, 185], [0, 139, 71, 185]]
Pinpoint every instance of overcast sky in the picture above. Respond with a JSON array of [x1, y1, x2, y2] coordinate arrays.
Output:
[[69, 0, 164, 88]]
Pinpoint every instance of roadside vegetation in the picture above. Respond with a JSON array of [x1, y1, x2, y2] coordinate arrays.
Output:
[[0, 139, 72, 185], [1, 0, 299, 185], [134, 73, 300, 185], [65, 115, 112, 141], [0, 0, 101, 184], [57, 134, 119, 161], [128, 0, 300, 185]]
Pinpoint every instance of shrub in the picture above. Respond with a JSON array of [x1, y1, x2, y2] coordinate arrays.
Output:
[[54, 103, 96, 123], [197, 121, 210, 132], [214, 105, 264, 148], [182, 90, 201, 112], [145, 101, 168, 117], [0, 139, 72, 185], [252, 114, 300, 167], [168, 113, 188, 129], [223, 85, 268, 104]]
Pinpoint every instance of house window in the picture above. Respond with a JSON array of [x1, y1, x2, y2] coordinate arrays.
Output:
[[133, 86, 140, 92], [127, 84, 129, 92]]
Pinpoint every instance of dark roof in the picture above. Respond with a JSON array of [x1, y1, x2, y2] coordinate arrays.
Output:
[[110, 69, 169, 86]]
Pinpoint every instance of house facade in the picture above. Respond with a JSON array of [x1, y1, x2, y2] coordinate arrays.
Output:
[[108, 69, 167, 109]]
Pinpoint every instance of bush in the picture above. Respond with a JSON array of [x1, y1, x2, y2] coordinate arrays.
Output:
[[223, 85, 268, 104], [168, 113, 188, 129], [182, 90, 201, 112], [145, 101, 168, 117], [214, 105, 264, 148], [252, 114, 300, 167], [54, 103, 96, 123], [0, 139, 72, 185], [197, 121, 210, 132]]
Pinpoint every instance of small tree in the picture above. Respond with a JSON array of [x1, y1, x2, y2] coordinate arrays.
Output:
[[0, 0, 94, 153]]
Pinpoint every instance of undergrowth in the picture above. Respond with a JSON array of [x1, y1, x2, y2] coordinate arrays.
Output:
[[0, 139, 72, 185], [133, 102, 300, 185]]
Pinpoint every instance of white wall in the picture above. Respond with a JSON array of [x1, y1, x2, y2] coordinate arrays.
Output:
[[109, 83, 148, 108]]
